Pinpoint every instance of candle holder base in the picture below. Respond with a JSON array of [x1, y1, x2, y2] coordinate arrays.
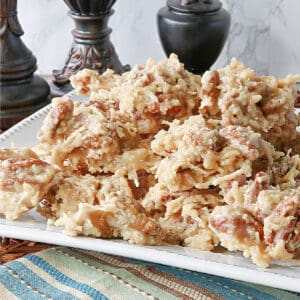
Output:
[[49, 81, 72, 98], [0, 75, 50, 130]]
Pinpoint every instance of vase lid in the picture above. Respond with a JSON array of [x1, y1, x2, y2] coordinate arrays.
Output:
[[167, 0, 222, 13]]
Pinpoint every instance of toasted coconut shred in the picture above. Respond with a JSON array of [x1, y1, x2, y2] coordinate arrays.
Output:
[[1, 54, 300, 267]]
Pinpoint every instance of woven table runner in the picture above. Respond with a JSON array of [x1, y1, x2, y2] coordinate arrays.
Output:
[[0, 247, 299, 300]]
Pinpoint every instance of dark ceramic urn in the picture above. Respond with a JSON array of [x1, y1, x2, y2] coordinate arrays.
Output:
[[157, 0, 231, 74]]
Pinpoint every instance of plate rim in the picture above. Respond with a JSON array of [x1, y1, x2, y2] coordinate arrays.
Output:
[[0, 222, 299, 293]]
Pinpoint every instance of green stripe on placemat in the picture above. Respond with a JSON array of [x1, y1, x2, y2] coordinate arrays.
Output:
[[0, 247, 299, 300]]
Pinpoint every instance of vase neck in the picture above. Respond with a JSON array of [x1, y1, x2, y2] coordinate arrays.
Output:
[[167, 0, 222, 13], [0, 0, 24, 36], [70, 10, 113, 44], [0, 0, 17, 15]]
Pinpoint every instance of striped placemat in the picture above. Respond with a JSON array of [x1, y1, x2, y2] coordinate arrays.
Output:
[[0, 247, 299, 300]]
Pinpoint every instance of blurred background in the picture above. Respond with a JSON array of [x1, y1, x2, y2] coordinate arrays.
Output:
[[18, 0, 299, 77]]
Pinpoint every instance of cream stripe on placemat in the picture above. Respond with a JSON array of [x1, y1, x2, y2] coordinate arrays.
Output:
[[72, 248, 221, 300], [36, 250, 123, 300], [55, 249, 171, 300], [0, 282, 18, 300], [39, 248, 176, 300]]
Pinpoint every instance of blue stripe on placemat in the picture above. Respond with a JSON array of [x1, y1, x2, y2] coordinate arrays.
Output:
[[0, 263, 47, 300], [5, 261, 78, 300], [125, 258, 286, 300], [26, 254, 108, 300]]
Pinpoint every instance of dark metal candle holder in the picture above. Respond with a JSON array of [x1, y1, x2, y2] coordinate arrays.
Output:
[[52, 0, 129, 96], [157, 0, 230, 74], [0, 0, 50, 130]]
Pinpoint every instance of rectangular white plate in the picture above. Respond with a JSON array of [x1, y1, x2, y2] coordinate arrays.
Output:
[[1, 91, 300, 292]]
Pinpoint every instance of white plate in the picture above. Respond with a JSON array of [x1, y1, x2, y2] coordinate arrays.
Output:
[[1, 91, 300, 293]]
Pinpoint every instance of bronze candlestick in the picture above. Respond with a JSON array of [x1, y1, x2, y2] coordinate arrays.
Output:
[[52, 0, 129, 96], [0, 0, 50, 130]]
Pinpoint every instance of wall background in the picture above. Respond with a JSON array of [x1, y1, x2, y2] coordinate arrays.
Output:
[[18, 0, 300, 77]]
